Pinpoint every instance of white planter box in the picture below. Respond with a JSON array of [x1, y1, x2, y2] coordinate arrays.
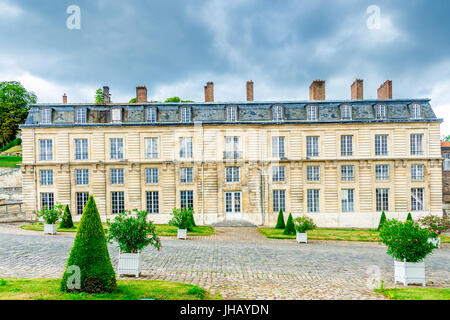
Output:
[[394, 260, 425, 286], [118, 253, 142, 277], [427, 237, 441, 249], [296, 232, 308, 243], [44, 224, 57, 235], [177, 228, 187, 240]]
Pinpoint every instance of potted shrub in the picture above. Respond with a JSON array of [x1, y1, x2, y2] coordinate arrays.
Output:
[[36, 202, 64, 235], [418, 215, 450, 249], [379, 219, 437, 286], [106, 209, 161, 277], [169, 207, 194, 239], [294, 216, 317, 243]]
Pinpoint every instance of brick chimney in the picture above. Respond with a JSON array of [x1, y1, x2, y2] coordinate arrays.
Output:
[[103, 86, 111, 104], [377, 80, 392, 99], [204, 82, 214, 102], [62, 93, 67, 104], [351, 79, 364, 100], [136, 86, 147, 103], [309, 80, 326, 101], [246, 80, 254, 102]]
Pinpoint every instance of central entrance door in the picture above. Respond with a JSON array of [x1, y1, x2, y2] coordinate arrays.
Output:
[[225, 192, 242, 219]]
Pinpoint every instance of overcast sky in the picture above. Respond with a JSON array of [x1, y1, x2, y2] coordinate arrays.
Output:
[[1, 0, 450, 135]]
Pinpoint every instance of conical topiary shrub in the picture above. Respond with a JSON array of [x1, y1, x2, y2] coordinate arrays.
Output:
[[283, 213, 296, 235], [275, 209, 285, 229], [377, 211, 387, 231], [60, 195, 116, 293], [407, 212, 413, 222], [59, 205, 74, 229]]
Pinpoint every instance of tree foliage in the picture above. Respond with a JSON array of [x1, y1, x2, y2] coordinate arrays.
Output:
[[377, 211, 387, 231], [95, 89, 104, 104], [0, 81, 36, 147], [283, 213, 296, 235], [60, 205, 74, 229], [275, 209, 285, 229]]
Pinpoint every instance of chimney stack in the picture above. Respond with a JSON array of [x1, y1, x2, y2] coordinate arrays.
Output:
[[103, 86, 111, 104], [309, 80, 326, 101], [136, 86, 148, 103], [377, 80, 392, 99], [246, 80, 254, 102], [62, 93, 67, 104], [351, 79, 364, 100], [204, 82, 214, 102]]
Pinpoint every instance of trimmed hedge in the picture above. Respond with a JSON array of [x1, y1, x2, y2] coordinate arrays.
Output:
[[59, 205, 74, 229], [275, 209, 285, 229], [377, 211, 387, 231], [283, 213, 296, 235]]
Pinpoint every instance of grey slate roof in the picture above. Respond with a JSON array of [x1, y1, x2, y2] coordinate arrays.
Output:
[[20, 99, 441, 127]]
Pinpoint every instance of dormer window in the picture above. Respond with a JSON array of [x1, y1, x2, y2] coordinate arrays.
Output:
[[306, 105, 318, 121], [375, 104, 387, 120], [410, 103, 422, 119], [226, 105, 238, 122], [75, 108, 87, 124], [340, 104, 352, 120], [146, 107, 157, 123], [40, 108, 52, 124], [180, 106, 191, 123], [272, 105, 284, 121], [111, 108, 122, 123]]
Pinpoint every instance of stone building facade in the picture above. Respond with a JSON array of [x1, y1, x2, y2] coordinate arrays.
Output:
[[19, 80, 443, 228]]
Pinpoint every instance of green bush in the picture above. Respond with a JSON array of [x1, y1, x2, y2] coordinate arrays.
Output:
[[60, 195, 116, 293], [169, 207, 194, 231], [406, 212, 413, 222], [283, 213, 296, 235], [0, 138, 21, 152], [106, 209, 161, 253], [275, 209, 285, 229], [379, 219, 436, 263], [294, 216, 317, 233], [377, 211, 387, 231], [59, 205, 74, 229], [36, 202, 63, 224], [418, 215, 450, 237]]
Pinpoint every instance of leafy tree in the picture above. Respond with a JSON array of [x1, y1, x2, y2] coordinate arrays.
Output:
[[406, 212, 413, 222], [283, 213, 296, 235], [275, 209, 285, 229], [129, 97, 137, 103], [95, 89, 104, 104], [60, 205, 74, 229], [0, 81, 36, 147], [377, 211, 387, 231], [60, 195, 116, 293], [443, 135, 450, 142], [164, 97, 194, 103]]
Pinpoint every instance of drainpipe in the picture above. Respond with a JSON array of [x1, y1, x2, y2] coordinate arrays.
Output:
[[202, 124, 205, 225], [33, 128, 38, 219], [260, 166, 265, 225]]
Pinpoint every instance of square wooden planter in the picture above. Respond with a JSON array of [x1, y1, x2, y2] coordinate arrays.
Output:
[[427, 237, 441, 249], [296, 232, 308, 243], [44, 224, 57, 235], [118, 253, 142, 277], [177, 229, 187, 240], [394, 260, 425, 286]]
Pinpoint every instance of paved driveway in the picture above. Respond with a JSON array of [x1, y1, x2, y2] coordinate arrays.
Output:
[[0, 225, 448, 300]]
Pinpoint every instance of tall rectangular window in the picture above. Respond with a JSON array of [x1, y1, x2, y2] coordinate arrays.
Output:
[[146, 107, 157, 123], [110, 138, 124, 159], [111, 169, 124, 185], [180, 167, 193, 183], [272, 166, 285, 182], [341, 189, 354, 212], [179, 137, 193, 158], [76, 192, 89, 215], [272, 137, 285, 158], [341, 165, 354, 181], [39, 139, 53, 161], [272, 105, 283, 121], [273, 190, 286, 212], [225, 192, 241, 213], [341, 135, 353, 156], [75, 108, 87, 124], [145, 138, 158, 159], [307, 166, 320, 182], [375, 135, 388, 156], [181, 191, 194, 209], [145, 168, 158, 184], [306, 136, 319, 157], [376, 189, 389, 212], [411, 188, 424, 211], [307, 189, 320, 213], [410, 134, 424, 155], [224, 137, 241, 159], [341, 105, 352, 120], [226, 167, 240, 183], [180, 107, 191, 123], [75, 139, 89, 160], [111, 191, 125, 214], [375, 165, 389, 181], [375, 105, 387, 120], [75, 169, 89, 185], [306, 105, 318, 121], [41, 108, 51, 124], [146, 191, 159, 214], [40, 170, 53, 186], [410, 104, 422, 119], [411, 164, 424, 181], [111, 108, 122, 123], [41, 193, 54, 210], [226, 106, 238, 122]]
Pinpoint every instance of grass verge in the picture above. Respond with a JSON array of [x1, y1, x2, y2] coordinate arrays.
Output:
[[0, 278, 220, 300], [0, 156, 22, 168], [375, 286, 450, 300]]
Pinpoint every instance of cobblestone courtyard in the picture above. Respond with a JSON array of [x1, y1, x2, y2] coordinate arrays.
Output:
[[0, 224, 449, 299]]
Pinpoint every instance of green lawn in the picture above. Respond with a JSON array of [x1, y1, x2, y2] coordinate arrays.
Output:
[[0, 156, 22, 168], [259, 227, 450, 243], [375, 286, 450, 300], [0, 278, 220, 300], [20, 222, 214, 237]]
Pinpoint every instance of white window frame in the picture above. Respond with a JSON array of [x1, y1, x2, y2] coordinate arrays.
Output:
[[341, 135, 353, 156], [307, 166, 320, 182], [75, 108, 87, 124], [180, 167, 193, 183], [41, 108, 52, 124], [411, 188, 424, 211], [375, 135, 388, 156], [272, 166, 285, 182], [306, 136, 319, 157], [111, 191, 125, 214], [272, 190, 286, 212], [307, 189, 320, 213], [180, 107, 191, 123], [376, 188, 389, 212], [181, 190, 194, 209], [306, 105, 318, 121], [111, 168, 124, 185], [225, 192, 242, 214], [410, 103, 422, 119], [179, 137, 193, 159], [272, 137, 285, 158], [375, 165, 389, 181], [40, 170, 53, 186], [224, 136, 241, 159], [111, 108, 122, 123], [341, 104, 352, 120], [75, 169, 89, 185], [145, 137, 158, 159], [375, 104, 387, 120], [411, 164, 424, 181], [39, 139, 53, 161], [410, 134, 424, 156], [226, 106, 238, 122], [272, 105, 284, 121], [146, 191, 159, 214], [226, 167, 240, 183], [341, 189, 354, 212], [75, 139, 89, 160], [341, 165, 354, 181], [76, 192, 89, 215], [145, 168, 158, 184], [146, 107, 157, 123], [41, 192, 54, 210], [110, 138, 124, 159]]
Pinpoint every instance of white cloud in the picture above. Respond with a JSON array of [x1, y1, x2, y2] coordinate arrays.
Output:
[[0, 1, 23, 19]]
